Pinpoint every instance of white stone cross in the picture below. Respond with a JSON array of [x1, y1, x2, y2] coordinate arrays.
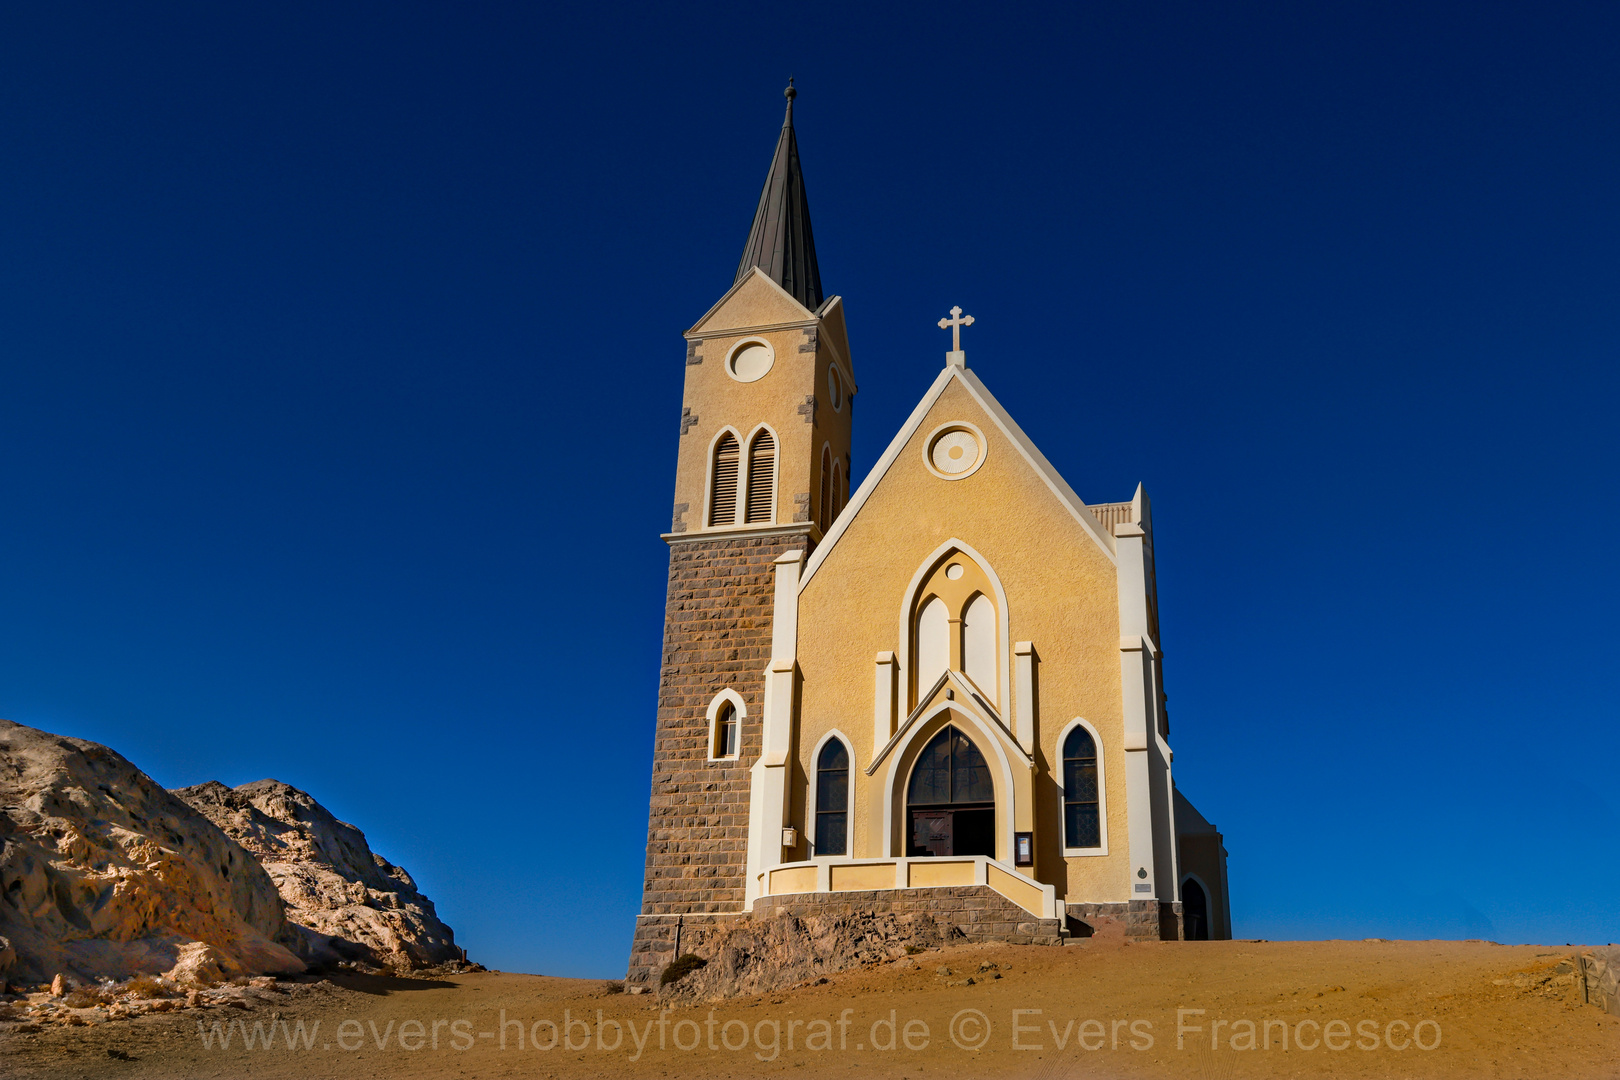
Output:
[[938, 305, 974, 366], [938, 306, 974, 350]]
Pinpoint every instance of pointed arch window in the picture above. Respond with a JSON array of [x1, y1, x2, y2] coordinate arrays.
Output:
[[1063, 726, 1101, 849], [831, 459, 843, 522], [709, 432, 740, 526], [814, 739, 849, 856], [745, 429, 776, 524], [711, 699, 739, 759]]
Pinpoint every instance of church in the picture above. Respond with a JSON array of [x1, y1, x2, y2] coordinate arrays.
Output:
[[628, 86, 1230, 984]]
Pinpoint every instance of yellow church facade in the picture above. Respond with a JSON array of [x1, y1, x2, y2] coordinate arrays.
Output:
[[629, 87, 1229, 984]]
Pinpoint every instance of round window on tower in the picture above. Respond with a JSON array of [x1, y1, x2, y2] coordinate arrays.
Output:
[[827, 364, 844, 410], [726, 339, 775, 383], [923, 421, 988, 481]]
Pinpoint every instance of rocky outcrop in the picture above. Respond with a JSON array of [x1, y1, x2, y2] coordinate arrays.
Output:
[[654, 908, 966, 1002], [175, 779, 459, 972], [0, 720, 303, 985], [1581, 948, 1620, 1017]]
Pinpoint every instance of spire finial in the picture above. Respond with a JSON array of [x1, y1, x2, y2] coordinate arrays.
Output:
[[783, 77, 796, 127]]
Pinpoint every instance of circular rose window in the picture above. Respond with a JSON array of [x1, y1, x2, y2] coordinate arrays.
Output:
[[923, 422, 987, 480], [727, 340, 774, 382]]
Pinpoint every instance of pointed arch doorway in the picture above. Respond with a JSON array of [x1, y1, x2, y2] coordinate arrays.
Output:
[[906, 725, 996, 858]]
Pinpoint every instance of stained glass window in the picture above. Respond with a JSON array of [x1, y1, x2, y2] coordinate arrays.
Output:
[[814, 740, 848, 856], [1063, 726, 1100, 848]]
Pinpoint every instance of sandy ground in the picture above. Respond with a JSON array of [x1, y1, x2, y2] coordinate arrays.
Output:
[[3, 938, 1617, 1079]]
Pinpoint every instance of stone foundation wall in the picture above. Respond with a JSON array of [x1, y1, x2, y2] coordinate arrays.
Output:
[[628, 885, 1066, 984], [754, 887, 1064, 945], [1067, 900, 1184, 942]]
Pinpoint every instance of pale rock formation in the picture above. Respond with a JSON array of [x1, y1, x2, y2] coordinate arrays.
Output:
[[0, 719, 303, 985], [175, 779, 459, 972]]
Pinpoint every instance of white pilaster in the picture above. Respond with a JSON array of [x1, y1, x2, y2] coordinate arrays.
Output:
[[1013, 641, 1036, 750], [1115, 519, 1158, 902], [872, 651, 897, 755], [745, 549, 805, 908]]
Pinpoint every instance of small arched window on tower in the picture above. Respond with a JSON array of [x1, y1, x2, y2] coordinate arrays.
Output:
[[830, 460, 843, 522], [712, 699, 739, 759], [745, 429, 776, 524], [819, 445, 833, 532], [1063, 726, 1101, 849], [814, 739, 849, 855], [710, 432, 740, 526]]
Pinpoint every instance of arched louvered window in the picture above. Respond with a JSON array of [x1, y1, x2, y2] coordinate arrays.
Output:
[[745, 429, 776, 524], [709, 432, 740, 526], [819, 445, 832, 532], [1063, 726, 1101, 848], [830, 460, 843, 521], [814, 739, 849, 856]]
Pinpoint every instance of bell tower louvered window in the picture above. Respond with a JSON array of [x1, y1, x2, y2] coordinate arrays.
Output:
[[745, 430, 776, 523], [709, 432, 740, 526]]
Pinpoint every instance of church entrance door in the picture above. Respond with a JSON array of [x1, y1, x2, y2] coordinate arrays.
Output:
[[905, 725, 996, 858]]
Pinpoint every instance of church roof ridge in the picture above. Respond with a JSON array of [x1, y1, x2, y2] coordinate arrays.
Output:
[[734, 80, 823, 310]]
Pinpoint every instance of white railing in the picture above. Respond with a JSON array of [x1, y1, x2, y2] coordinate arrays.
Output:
[[755, 854, 1060, 920]]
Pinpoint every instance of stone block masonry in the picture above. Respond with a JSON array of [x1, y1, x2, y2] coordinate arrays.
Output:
[[629, 531, 812, 982], [754, 887, 1064, 945]]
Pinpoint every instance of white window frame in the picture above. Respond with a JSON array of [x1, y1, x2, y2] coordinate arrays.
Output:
[[805, 729, 853, 858], [705, 688, 747, 762], [704, 425, 745, 529], [1057, 717, 1109, 856], [741, 422, 780, 526]]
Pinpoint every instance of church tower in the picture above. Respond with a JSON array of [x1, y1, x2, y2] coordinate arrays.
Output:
[[628, 84, 854, 983]]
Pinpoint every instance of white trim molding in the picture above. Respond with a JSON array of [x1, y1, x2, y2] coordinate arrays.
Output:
[[744, 421, 781, 526], [702, 424, 744, 529], [921, 419, 989, 481], [1056, 717, 1109, 856], [705, 688, 747, 762]]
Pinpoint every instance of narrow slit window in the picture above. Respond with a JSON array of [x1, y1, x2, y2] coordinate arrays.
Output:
[[745, 430, 776, 524], [819, 446, 832, 532], [709, 432, 740, 526]]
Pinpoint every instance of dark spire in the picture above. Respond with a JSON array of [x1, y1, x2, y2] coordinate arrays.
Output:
[[734, 79, 824, 310]]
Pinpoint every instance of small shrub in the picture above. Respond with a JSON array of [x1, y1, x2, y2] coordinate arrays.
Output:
[[905, 945, 925, 955], [603, 980, 624, 994], [659, 954, 707, 987], [125, 976, 168, 999]]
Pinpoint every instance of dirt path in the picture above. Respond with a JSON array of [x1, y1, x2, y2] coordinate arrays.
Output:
[[4, 939, 1617, 1079]]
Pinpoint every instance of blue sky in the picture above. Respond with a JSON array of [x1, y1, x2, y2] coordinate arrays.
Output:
[[1, 3, 1616, 976]]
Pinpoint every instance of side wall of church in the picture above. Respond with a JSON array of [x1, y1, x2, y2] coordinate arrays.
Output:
[[628, 531, 808, 982]]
